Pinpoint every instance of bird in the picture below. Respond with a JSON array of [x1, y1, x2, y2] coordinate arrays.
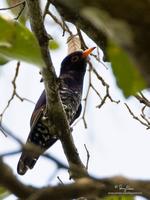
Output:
[[17, 47, 95, 175]]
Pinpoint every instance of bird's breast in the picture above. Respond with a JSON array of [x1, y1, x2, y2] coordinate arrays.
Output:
[[59, 84, 82, 123]]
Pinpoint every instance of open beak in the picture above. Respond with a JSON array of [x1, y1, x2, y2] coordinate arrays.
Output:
[[82, 47, 96, 58]]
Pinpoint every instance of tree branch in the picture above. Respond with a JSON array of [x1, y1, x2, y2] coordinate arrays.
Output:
[[25, 0, 87, 179], [0, 158, 150, 199], [27, 176, 150, 200], [0, 159, 36, 198]]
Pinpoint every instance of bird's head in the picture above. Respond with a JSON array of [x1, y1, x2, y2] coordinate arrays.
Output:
[[60, 47, 95, 74]]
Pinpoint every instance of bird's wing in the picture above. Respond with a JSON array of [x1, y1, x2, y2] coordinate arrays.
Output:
[[17, 91, 48, 175], [30, 90, 46, 127], [17, 106, 45, 175]]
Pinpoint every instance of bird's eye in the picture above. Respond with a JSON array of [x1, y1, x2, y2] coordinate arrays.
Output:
[[71, 55, 79, 63]]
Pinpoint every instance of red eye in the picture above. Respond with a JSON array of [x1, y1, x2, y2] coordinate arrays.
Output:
[[71, 55, 79, 62]]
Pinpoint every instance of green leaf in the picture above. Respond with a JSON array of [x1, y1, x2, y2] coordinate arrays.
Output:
[[49, 40, 59, 50], [0, 54, 9, 65], [104, 195, 134, 200], [107, 41, 146, 97], [0, 15, 45, 67]]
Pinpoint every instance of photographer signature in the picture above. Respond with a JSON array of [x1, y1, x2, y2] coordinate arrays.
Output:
[[114, 184, 134, 193]]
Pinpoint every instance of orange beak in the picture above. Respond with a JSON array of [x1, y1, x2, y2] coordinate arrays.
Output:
[[82, 47, 96, 58]]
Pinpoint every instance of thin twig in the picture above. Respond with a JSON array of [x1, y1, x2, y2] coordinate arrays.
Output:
[[0, 62, 34, 125], [0, 1, 26, 20], [81, 67, 91, 128], [125, 103, 150, 129], [77, 28, 108, 69], [84, 144, 90, 170], [140, 105, 150, 125], [89, 62, 120, 108], [125, 92, 150, 129], [0, 150, 21, 158], [57, 176, 64, 185], [77, 28, 88, 50], [135, 92, 150, 107], [47, 11, 72, 35], [91, 46, 108, 70], [90, 84, 102, 100], [47, 168, 59, 183], [0, 0, 25, 11], [82, 67, 91, 128], [43, 0, 51, 19], [14, 1, 26, 20], [72, 66, 91, 128], [0, 123, 23, 145], [43, 153, 68, 169], [61, 16, 71, 36]]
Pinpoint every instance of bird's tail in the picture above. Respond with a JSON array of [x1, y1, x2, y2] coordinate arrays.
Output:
[[17, 136, 58, 175], [17, 143, 44, 175]]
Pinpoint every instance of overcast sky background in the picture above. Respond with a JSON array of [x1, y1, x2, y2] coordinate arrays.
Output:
[[0, 1, 149, 200]]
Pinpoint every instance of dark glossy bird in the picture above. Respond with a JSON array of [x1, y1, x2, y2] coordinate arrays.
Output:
[[17, 47, 95, 175]]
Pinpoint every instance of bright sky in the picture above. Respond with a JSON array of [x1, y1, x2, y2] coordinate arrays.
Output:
[[0, 1, 149, 200]]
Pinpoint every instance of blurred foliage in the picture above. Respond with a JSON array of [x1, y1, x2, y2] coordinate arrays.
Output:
[[82, 7, 147, 97], [107, 41, 146, 97], [0, 187, 10, 200], [103, 195, 134, 200], [49, 40, 59, 50], [0, 54, 9, 65], [0, 15, 45, 67], [6, 0, 28, 24], [82, 7, 133, 48]]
